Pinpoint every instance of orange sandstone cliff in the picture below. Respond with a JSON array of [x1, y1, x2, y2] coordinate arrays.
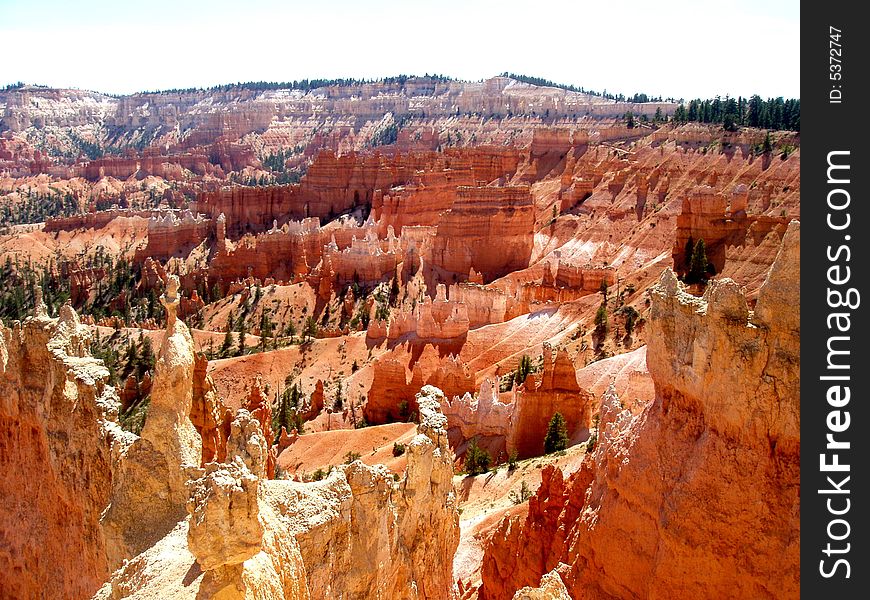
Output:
[[0, 299, 131, 599], [480, 221, 800, 600]]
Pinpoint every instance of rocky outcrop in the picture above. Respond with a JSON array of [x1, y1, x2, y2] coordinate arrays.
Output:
[[0, 302, 130, 600], [68, 265, 107, 304], [195, 145, 521, 245], [298, 378, 325, 422], [197, 150, 432, 237], [512, 571, 572, 600], [321, 227, 402, 290], [285, 388, 458, 598], [101, 275, 203, 568], [225, 409, 270, 479], [511, 344, 593, 458], [440, 344, 593, 459], [241, 381, 277, 479], [673, 185, 791, 278], [191, 352, 229, 464], [206, 215, 400, 287], [365, 353, 474, 425], [186, 457, 264, 570], [134, 209, 211, 262], [71, 143, 256, 182], [480, 221, 800, 599], [44, 209, 161, 232], [441, 377, 515, 442], [369, 283, 471, 341], [431, 186, 534, 282], [372, 146, 521, 234], [101, 385, 460, 599]]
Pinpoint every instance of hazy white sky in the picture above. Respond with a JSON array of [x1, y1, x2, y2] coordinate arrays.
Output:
[[0, 0, 800, 99]]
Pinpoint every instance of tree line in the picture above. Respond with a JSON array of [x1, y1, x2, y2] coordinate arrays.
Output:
[[672, 95, 799, 131], [139, 74, 455, 96]]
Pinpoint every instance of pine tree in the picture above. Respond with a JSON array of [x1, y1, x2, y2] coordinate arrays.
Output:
[[137, 336, 155, 378], [515, 354, 534, 385], [389, 277, 400, 306], [594, 303, 608, 335], [508, 448, 519, 470], [303, 316, 318, 342], [465, 438, 491, 475], [683, 235, 695, 274], [334, 383, 344, 410], [221, 329, 234, 358], [723, 112, 739, 132], [259, 310, 272, 351], [544, 412, 569, 454], [688, 238, 709, 284], [237, 319, 247, 356], [762, 132, 773, 154], [622, 306, 640, 337]]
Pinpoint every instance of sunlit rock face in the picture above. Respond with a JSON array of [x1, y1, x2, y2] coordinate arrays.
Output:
[[0, 303, 128, 599], [481, 222, 800, 600]]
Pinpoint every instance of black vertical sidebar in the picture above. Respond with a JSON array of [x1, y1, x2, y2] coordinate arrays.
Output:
[[802, 2, 869, 597]]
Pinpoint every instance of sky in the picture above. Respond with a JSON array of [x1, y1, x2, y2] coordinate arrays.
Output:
[[0, 0, 800, 100]]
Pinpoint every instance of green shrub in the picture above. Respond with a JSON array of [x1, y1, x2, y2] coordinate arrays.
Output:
[[465, 438, 492, 475], [544, 412, 569, 454], [509, 480, 532, 505], [507, 448, 519, 470]]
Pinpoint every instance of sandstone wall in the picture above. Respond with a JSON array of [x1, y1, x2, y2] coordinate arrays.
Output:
[[0, 305, 130, 600], [480, 222, 800, 599], [44, 209, 160, 232], [511, 345, 593, 458], [673, 185, 791, 277], [431, 186, 534, 282], [134, 210, 212, 261]]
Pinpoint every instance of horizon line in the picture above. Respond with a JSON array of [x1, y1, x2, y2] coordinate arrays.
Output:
[[0, 74, 801, 103]]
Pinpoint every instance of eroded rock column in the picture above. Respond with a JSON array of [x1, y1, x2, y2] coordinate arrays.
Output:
[[101, 275, 202, 568]]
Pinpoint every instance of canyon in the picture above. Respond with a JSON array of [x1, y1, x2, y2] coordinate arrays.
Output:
[[0, 76, 800, 599]]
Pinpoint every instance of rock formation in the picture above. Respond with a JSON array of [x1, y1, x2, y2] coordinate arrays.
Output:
[[480, 221, 800, 599], [511, 344, 593, 457], [431, 186, 534, 282], [240, 381, 277, 478], [369, 283, 472, 342], [225, 409, 270, 479], [190, 352, 229, 464], [1, 78, 802, 600], [0, 301, 130, 600], [186, 457, 264, 570], [134, 210, 211, 262], [99, 385, 460, 599], [441, 377, 515, 444], [673, 185, 791, 279], [440, 344, 593, 459], [365, 353, 474, 425], [101, 275, 203, 568], [512, 571, 572, 600]]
